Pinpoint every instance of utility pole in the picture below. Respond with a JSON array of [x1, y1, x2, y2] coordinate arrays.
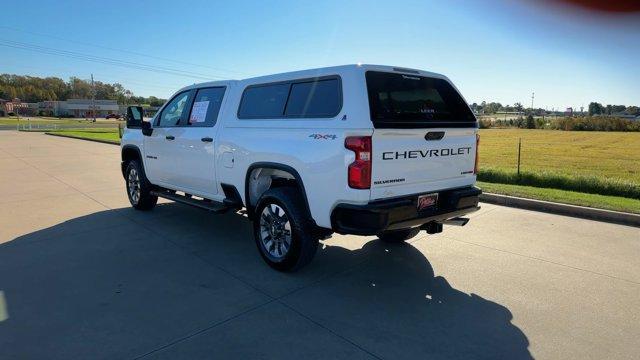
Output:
[[91, 74, 96, 122], [530, 92, 535, 114]]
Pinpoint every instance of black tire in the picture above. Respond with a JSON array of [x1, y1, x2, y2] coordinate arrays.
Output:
[[253, 187, 318, 271], [378, 227, 421, 243], [125, 160, 158, 211]]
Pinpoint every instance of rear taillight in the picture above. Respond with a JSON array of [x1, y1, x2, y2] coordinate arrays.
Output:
[[345, 136, 372, 189], [474, 133, 480, 174]]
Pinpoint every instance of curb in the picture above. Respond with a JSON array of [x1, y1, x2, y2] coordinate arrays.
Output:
[[480, 193, 640, 228], [44, 132, 120, 146]]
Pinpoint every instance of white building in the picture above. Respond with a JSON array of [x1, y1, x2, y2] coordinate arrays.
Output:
[[40, 99, 120, 117]]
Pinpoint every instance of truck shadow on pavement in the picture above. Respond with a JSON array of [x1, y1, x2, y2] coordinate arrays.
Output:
[[0, 203, 532, 359]]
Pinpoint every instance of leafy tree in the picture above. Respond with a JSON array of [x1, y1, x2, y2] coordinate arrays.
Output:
[[513, 103, 524, 112], [526, 114, 535, 129], [625, 106, 639, 116], [484, 102, 503, 114], [588, 102, 604, 116], [147, 96, 165, 107], [606, 105, 626, 114]]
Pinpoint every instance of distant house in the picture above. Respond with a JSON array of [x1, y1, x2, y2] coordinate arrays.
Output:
[[0, 99, 6, 117]]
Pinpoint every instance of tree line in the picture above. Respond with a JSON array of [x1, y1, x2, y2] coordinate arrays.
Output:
[[0, 74, 166, 106], [471, 101, 639, 116], [480, 115, 640, 131], [471, 102, 525, 114], [587, 102, 639, 116]]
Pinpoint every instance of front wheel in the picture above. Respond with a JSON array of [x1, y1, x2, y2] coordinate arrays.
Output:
[[253, 187, 318, 271], [125, 160, 157, 210], [378, 227, 421, 243]]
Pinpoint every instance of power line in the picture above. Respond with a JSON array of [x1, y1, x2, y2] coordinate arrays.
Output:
[[0, 39, 231, 81], [0, 39, 223, 80], [90, 73, 96, 122], [0, 25, 251, 77], [1, 60, 187, 91]]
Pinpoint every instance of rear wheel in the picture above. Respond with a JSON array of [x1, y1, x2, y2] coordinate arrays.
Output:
[[253, 187, 318, 271], [378, 227, 421, 243], [125, 160, 157, 210]]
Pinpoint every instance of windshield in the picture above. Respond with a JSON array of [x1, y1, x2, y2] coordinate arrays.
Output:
[[366, 71, 477, 128]]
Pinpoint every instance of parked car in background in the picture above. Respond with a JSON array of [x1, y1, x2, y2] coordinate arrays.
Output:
[[106, 113, 121, 119]]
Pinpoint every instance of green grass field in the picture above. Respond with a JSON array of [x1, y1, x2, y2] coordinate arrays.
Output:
[[478, 129, 640, 183], [45, 129, 121, 144]]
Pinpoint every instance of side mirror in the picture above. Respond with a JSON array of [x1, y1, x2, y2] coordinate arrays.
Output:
[[141, 120, 153, 136], [126, 106, 144, 128]]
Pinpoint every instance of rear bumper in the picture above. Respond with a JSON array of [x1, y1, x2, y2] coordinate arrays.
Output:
[[331, 186, 481, 235]]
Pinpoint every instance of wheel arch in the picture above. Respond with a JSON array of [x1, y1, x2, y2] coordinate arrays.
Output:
[[244, 162, 312, 222], [121, 145, 144, 179]]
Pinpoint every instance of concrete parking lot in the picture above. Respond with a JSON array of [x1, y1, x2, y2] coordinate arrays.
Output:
[[1, 131, 639, 359]]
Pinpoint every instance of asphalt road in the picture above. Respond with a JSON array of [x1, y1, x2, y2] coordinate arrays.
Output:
[[1, 131, 638, 359]]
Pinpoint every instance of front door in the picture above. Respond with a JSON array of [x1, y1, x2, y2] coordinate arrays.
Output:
[[143, 90, 194, 187], [172, 87, 227, 199]]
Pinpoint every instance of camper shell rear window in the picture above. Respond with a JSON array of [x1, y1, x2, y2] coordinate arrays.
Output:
[[366, 71, 477, 129]]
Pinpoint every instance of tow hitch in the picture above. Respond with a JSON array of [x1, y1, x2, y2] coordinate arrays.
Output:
[[421, 217, 470, 234]]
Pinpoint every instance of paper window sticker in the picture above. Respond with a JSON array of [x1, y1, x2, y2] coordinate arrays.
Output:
[[190, 100, 210, 123]]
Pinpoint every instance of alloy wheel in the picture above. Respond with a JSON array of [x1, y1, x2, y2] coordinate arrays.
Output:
[[127, 168, 141, 204], [259, 203, 292, 260]]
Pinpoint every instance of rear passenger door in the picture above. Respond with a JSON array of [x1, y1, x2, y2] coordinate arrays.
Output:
[[172, 87, 226, 198]]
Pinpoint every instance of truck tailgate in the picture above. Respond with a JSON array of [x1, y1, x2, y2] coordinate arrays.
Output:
[[370, 128, 477, 200]]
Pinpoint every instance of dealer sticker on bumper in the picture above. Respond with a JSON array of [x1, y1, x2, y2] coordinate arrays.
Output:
[[417, 193, 438, 211]]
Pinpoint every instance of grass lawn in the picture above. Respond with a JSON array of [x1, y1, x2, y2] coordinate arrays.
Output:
[[478, 181, 640, 214], [46, 129, 121, 144], [479, 129, 640, 183]]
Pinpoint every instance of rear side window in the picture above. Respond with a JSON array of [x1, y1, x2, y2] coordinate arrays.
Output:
[[187, 87, 226, 127], [238, 83, 289, 118], [238, 77, 341, 119], [366, 71, 476, 128], [285, 79, 341, 117]]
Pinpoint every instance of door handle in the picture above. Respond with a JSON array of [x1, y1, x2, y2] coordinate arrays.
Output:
[[165, 135, 175, 140], [201, 137, 213, 142]]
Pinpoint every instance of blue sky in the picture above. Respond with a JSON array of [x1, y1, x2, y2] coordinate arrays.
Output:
[[1, 0, 638, 109]]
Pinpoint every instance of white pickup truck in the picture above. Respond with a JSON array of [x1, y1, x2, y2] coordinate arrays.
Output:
[[121, 64, 481, 271]]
